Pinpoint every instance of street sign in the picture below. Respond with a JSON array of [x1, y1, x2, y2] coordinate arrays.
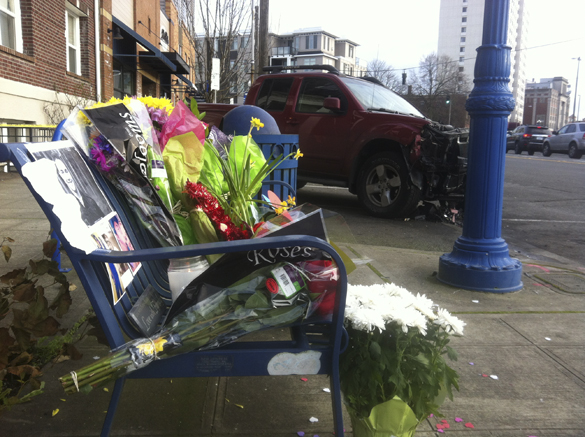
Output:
[[211, 58, 220, 91]]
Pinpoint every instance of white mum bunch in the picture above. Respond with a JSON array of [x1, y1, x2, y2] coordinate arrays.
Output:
[[345, 283, 465, 336]]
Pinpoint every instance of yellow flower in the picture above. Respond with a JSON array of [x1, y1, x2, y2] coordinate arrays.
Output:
[[293, 149, 304, 160], [138, 96, 174, 115], [250, 117, 264, 131], [274, 201, 289, 215], [287, 195, 296, 206]]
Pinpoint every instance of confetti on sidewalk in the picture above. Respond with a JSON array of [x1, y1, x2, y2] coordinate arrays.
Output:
[[472, 300, 479, 303], [465, 422, 475, 429], [323, 388, 331, 393], [309, 417, 319, 423], [545, 337, 551, 341], [297, 432, 305, 437], [300, 377, 308, 382], [490, 375, 499, 380], [469, 362, 474, 365], [482, 374, 489, 377], [52, 409, 59, 417], [455, 417, 463, 422]]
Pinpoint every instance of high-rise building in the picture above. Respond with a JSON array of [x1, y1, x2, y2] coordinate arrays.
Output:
[[437, 0, 528, 124]]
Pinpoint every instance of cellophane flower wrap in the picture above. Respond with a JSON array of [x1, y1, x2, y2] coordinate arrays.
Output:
[[341, 283, 465, 428], [63, 100, 183, 247], [59, 213, 339, 394]]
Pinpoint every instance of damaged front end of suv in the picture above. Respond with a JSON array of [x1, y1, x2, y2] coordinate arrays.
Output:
[[410, 122, 469, 223]]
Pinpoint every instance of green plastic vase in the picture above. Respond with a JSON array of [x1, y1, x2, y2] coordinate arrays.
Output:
[[348, 397, 421, 437]]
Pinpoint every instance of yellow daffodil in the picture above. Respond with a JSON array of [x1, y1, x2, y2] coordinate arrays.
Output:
[[250, 117, 264, 130], [287, 195, 296, 206], [293, 149, 304, 160]]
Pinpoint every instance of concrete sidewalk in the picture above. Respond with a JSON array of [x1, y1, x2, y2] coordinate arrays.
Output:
[[1, 169, 585, 436]]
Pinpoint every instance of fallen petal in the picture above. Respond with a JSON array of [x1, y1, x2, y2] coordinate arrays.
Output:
[[301, 377, 308, 382], [465, 422, 475, 429], [455, 417, 463, 422], [93, 356, 100, 360], [545, 337, 551, 341], [309, 417, 319, 423], [297, 432, 305, 437], [60, 399, 66, 402], [441, 419, 448, 423], [469, 362, 474, 365], [235, 404, 244, 409], [436, 424, 445, 429], [429, 413, 434, 418], [438, 430, 444, 433], [323, 388, 331, 393], [103, 388, 109, 392], [472, 300, 479, 303], [490, 375, 499, 380], [482, 374, 488, 377], [52, 409, 59, 417], [443, 423, 450, 429]]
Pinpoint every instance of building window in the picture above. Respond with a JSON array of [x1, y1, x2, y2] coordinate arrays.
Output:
[[231, 37, 238, 50], [462, 6, 467, 12], [460, 36, 466, 42], [304, 57, 316, 66], [113, 59, 135, 98], [459, 56, 464, 62], [459, 66, 464, 72], [462, 17, 467, 23], [349, 45, 354, 58], [460, 47, 465, 52], [461, 27, 466, 33], [0, 0, 23, 52], [306, 34, 317, 49], [66, 10, 81, 74]]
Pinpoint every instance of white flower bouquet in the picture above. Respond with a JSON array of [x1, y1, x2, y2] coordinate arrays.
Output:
[[340, 283, 465, 435]]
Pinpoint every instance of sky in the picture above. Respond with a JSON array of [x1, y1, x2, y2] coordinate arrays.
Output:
[[268, 0, 585, 119]]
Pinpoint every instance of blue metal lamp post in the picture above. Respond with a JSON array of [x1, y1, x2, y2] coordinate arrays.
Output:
[[438, 0, 523, 292]]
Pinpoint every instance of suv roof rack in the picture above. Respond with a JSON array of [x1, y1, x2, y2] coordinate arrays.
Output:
[[263, 65, 340, 74]]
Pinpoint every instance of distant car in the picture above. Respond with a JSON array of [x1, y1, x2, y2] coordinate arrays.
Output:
[[506, 125, 553, 155], [542, 122, 585, 159]]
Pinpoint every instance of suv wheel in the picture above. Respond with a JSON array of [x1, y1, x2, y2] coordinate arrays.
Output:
[[514, 142, 522, 154], [568, 142, 583, 159], [357, 152, 420, 218], [542, 142, 552, 157]]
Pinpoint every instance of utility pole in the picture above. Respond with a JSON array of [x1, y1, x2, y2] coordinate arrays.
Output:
[[572, 57, 581, 121], [257, 0, 269, 76]]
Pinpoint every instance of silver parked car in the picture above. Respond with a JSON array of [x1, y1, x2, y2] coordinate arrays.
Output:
[[542, 122, 585, 159]]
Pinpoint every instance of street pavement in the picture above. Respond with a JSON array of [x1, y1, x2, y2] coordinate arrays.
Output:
[[1, 168, 584, 436]]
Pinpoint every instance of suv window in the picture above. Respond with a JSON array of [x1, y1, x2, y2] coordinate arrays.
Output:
[[579, 124, 585, 132], [256, 78, 294, 111], [566, 124, 577, 133], [558, 125, 569, 134], [296, 77, 347, 114], [527, 127, 552, 135]]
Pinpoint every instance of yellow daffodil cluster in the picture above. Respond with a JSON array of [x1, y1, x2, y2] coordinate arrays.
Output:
[[138, 96, 174, 116], [293, 149, 304, 160], [248, 117, 265, 137], [274, 195, 296, 215], [135, 337, 168, 357]]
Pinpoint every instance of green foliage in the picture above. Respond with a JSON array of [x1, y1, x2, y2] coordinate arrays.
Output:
[[339, 320, 460, 422], [0, 236, 87, 414]]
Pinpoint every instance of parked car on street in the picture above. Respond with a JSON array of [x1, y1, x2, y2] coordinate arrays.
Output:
[[506, 125, 552, 155], [542, 122, 585, 159]]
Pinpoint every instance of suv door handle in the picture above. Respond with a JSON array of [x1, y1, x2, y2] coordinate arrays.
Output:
[[286, 118, 299, 125]]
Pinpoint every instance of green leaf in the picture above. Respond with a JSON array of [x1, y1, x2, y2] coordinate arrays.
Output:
[[244, 290, 270, 310], [369, 341, 382, 357], [446, 345, 458, 361]]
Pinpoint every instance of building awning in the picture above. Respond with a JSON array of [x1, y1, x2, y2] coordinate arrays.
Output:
[[162, 52, 190, 75], [112, 17, 176, 73], [176, 74, 197, 91]]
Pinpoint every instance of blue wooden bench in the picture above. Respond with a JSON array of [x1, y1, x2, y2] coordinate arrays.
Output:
[[0, 140, 347, 436]]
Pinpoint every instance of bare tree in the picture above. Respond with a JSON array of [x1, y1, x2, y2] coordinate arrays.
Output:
[[179, 0, 254, 103], [366, 59, 400, 91], [410, 53, 469, 121]]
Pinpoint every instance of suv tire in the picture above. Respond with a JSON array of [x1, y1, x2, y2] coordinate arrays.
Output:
[[357, 152, 420, 218], [568, 142, 582, 159], [542, 142, 552, 157], [514, 142, 522, 154]]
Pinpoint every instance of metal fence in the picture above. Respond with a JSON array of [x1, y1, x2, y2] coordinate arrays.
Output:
[[1, 124, 56, 172]]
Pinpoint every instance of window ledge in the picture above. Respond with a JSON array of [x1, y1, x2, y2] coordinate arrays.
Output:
[[66, 71, 90, 82], [0, 45, 34, 63]]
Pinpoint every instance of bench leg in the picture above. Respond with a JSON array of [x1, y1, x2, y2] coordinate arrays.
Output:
[[101, 377, 126, 437], [51, 231, 71, 273], [331, 367, 345, 436]]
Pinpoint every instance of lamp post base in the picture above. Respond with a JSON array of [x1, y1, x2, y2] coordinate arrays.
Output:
[[438, 238, 523, 293]]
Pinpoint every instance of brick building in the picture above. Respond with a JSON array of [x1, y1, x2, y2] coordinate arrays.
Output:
[[523, 77, 570, 130], [0, 0, 196, 126]]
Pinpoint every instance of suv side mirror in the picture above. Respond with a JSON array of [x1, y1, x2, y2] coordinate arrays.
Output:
[[552, 130, 558, 135], [323, 97, 341, 112]]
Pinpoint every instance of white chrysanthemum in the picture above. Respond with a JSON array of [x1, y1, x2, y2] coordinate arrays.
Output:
[[347, 306, 386, 333], [388, 306, 429, 336], [412, 293, 437, 321], [434, 308, 466, 335]]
